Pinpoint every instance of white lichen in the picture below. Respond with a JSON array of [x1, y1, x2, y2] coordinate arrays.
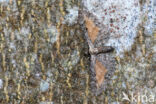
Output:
[[40, 101, 54, 104], [0, 0, 9, 3], [47, 26, 59, 44], [0, 79, 3, 89], [83, 0, 156, 57], [143, 0, 156, 36], [40, 80, 49, 92], [64, 6, 79, 25]]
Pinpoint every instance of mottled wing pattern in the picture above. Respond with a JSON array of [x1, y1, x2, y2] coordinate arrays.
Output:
[[83, 14, 116, 95], [90, 52, 116, 95]]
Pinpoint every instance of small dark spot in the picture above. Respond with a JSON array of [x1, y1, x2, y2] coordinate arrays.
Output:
[[110, 18, 113, 23], [112, 10, 115, 13], [110, 24, 113, 27]]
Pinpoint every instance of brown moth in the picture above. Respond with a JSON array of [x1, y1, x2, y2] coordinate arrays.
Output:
[[79, 9, 116, 95]]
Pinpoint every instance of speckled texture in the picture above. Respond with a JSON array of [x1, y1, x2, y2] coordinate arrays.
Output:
[[82, 0, 156, 58], [0, 0, 155, 104]]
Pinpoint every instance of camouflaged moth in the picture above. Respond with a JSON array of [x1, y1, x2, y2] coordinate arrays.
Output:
[[79, 11, 116, 95]]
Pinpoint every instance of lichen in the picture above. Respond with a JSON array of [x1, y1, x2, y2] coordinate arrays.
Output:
[[0, 0, 155, 104]]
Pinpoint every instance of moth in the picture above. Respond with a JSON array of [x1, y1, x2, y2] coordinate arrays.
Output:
[[79, 0, 145, 95], [79, 9, 116, 95]]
